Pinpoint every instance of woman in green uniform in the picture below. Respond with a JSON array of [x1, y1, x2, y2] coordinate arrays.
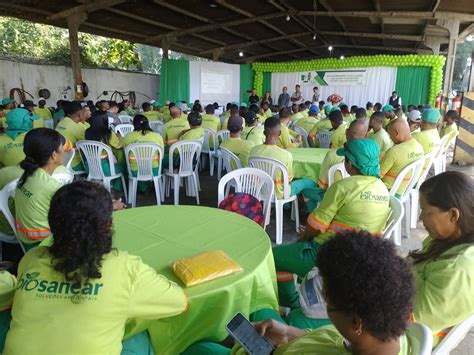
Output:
[[409, 171, 474, 347]]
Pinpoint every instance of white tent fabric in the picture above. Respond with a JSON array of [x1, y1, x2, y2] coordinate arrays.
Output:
[[270, 67, 397, 107]]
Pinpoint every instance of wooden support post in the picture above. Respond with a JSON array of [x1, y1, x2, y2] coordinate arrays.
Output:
[[67, 13, 87, 101], [162, 37, 169, 59]]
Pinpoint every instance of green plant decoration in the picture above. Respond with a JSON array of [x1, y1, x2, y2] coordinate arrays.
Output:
[[251, 55, 445, 105]]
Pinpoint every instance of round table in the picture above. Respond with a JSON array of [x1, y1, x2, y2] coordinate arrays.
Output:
[[288, 148, 330, 181], [113, 205, 278, 354]]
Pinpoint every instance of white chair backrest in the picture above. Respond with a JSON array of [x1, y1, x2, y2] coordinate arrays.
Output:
[[249, 157, 291, 200], [115, 124, 134, 137], [405, 323, 433, 355], [432, 313, 474, 355], [118, 115, 133, 124], [383, 196, 404, 241], [317, 131, 332, 148], [293, 125, 309, 147], [202, 128, 217, 154], [76, 140, 119, 180], [217, 168, 274, 214], [0, 179, 18, 236], [168, 140, 202, 175], [436, 132, 457, 158], [327, 162, 349, 187], [124, 143, 163, 179], [219, 147, 243, 173], [389, 158, 425, 202], [52, 172, 74, 185], [44, 120, 54, 129], [417, 152, 437, 186], [217, 130, 230, 145], [63, 148, 75, 170], [149, 121, 164, 135]]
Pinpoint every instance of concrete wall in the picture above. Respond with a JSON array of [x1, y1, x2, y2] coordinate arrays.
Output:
[[0, 58, 159, 107]]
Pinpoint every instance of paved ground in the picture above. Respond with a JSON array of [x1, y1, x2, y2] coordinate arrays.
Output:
[[127, 154, 473, 354]]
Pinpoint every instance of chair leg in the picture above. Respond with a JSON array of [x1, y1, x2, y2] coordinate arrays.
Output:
[[404, 200, 411, 240], [393, 224, 402, 247], [209, 153, 214, 176], [410, 190, 419, 229], [165, 175, 170, 198], [159, 177, 165, 202], [153, 177, 161, 205], [173, 175, 180, 205], [217, 156, 223, 180], [193, 174, 200, 205], [121, 175, 128, 203], [275, 201, 283, 245], [293, 200, 300, 231], [128, 178, 137, 208]]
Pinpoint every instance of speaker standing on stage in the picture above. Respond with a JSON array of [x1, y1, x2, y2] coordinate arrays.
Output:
[[278, 87, 291, 108], [291, 84, 304, 105], [388, 91, 402, 107]]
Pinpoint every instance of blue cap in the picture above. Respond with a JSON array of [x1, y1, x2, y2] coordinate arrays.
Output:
[[309, 105, 319, 113]]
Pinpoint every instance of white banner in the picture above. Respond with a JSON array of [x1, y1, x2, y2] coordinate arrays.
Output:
[[300, 70, 367, 86]]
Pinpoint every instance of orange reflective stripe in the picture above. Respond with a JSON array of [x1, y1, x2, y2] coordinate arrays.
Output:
[[307, 214, 328, 232], [317, 178, 328, 189], [327, 221, 354, 233], [15, 220, 51, 240], [384, 171, 410, 180], [277, 272, 294, 282]]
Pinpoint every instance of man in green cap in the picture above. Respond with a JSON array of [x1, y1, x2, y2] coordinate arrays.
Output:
[[0, 99, 16, 129], [273, 138, 390, 308], [0, 108, 39, 167], [412, 108, 441, 154], [382, 104, 396, 128]]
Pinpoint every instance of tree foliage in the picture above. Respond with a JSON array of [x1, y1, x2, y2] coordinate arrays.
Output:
[[453, 40, 474, 91], [0, 16, 207, 74]]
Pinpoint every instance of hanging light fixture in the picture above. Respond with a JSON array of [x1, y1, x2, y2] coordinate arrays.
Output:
[[328, 46, 333, 51], [340, 55, 345, 60], [286, 14, 291, 21], [239, 51, 244, 57]]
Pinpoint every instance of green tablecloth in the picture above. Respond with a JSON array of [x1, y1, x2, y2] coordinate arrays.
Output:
[[113, 206, 278, 355], [288, 148, 330, 181]]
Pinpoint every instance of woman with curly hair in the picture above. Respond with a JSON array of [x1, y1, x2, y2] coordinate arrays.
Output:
[[4, 181, 187, 354], [409, 171, 474, 346], [14, 128, 65, 247]]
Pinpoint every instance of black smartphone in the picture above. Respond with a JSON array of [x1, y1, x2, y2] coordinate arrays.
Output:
[[226, 312, 275, 355]]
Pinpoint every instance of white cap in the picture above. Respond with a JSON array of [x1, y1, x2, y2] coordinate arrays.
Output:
[[408, 110, 422, 122], [179, 102, 189, 112]]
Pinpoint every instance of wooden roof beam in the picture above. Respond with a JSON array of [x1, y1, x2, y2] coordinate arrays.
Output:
[[318, 0, 356, 46], [459, 23, 474, 40], [48, 0, 127, 21], [318, 31, 423, 41]]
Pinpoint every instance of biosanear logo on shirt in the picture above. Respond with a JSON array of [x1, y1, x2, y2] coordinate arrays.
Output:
[[17, 272, 104, 303]]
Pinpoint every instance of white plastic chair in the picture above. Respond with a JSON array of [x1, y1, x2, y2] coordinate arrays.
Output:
[[327, 162, 349, 187], [149, 121, 164, 136], [0, 179, 26, 254], [317, 131, 332, 148], [62, 149, 75, 170], [216, 130, 231, 179], [219, 147, 243, 174], [383, 196, 404, 243], [118, 115, 133, 124], [249, 157, 299, 244], [293, 126, 310, 147], [405, 323, 433, 355], [44, 120, 54, 129], [76, 140, 128, 202], [217, 168, 274, 229], [409, 152, 436, 229], [164, 140, 201, 205], [433, 133, 457, 175], [124, 143, 164, 208], [201, 128, 218, 176], [52, 172, 74, 185], [432, 314, 474, 355], [115, 124, 134, 137], [389, 158, 425, 245]]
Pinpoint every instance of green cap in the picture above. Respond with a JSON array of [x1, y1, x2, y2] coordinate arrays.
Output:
[[421, 108, 440, 123], [240, 102, 248, 108], [382, 105, 394, 112], [337, 139, 381, 178], [5, 108, 39, 140], [2, 98, 15, 106], [151, 101, 161, 108], [324, 104, 333, 116], [330, 106, 341, 113]]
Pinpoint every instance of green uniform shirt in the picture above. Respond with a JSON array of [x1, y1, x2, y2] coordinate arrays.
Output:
[[55, 117, 86, 168], [264, 108, 273, 118], [35, 107, 53, 120], [201, 114, 221, 132], [123, 131, 164, 172], [143, 110, 161, 122], [308, 175, 389, 245], [32, 118, 44, 129], [179, 127, 205, 141], [380, 138, 424, 195], [309, 119, 332, 138], [330, 123, 348, 149], [0, 133, 27, 168], [242, 126, 265, 146], [250, 144, 293, 199], [439, 122, 458, 139], [294, 116, 319, 134], [317, 149, 344, 190], [291, 112, 305, 122], [220, 137, 255, 167], [0, 271, 16, 311], [14, 168, 62, 244], [279, 125, 298, 149], [163, 118, 190, 145], [412, 237, 474, 346], [412, 128, 441, 154], [368, 128, 393, 155], [4, 246, 187, 355]]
